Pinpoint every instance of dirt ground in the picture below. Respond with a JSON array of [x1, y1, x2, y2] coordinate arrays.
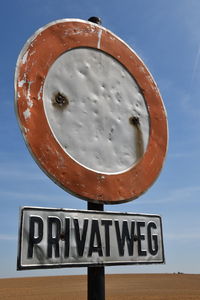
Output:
[[0, 273, 200, 300]]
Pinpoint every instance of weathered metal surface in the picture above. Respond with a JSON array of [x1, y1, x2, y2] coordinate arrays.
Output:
[[43, 47, 149, 174], [17, 207, 165, 270], [15, 19, 168, 204]]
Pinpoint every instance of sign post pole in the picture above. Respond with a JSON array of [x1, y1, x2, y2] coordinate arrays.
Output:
[[15, 15, 168, 300], [87, 202, 105, 300], [87, 17, 105, 300]]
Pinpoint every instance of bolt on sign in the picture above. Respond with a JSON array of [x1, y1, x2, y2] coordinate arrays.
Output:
[[15, 19, 168, 204], [17, 207, 164, 270]]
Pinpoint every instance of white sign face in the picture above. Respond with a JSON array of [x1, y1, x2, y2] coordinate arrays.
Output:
[[43, 47, 149, 174], [17, 207, 164, 270]]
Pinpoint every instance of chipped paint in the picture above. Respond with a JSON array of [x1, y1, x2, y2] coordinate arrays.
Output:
[[37, 85, 43, 100], [64, 28, 84, 37], [22, 50, 29, 64], [27, 81, 34, 108], [89, 24, 96, 33], [97, 29, 102, 49], [18, 79, 26, 88], [30, 50, 36, 57], [23, 127, 29, 133], [139, 66, 145, 73], [23, 108, 31, 120]]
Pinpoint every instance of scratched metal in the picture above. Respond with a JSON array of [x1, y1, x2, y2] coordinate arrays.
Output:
[[18, 207, 165, 270], [15, 19, 168, 203]]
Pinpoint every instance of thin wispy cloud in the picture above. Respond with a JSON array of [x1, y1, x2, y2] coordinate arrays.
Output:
[[169, 152, 197, 159], [191, 44, 200, 88], [0, 190, 66, 203], [139, 186, 200, 205], [0, 234, 17, 241], [0, 162, 46, 181], [166, 232, 200, 241], [176, 89, 200, 122], [0, 169, 45, 181]]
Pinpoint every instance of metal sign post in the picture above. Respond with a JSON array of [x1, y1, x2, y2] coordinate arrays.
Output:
[[87, 202, 105, 300], [87, 17, 105, 299], [15, 15, 168, 300]]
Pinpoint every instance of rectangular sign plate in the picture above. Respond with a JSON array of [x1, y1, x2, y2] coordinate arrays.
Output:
[[17, 207, 165, 270]]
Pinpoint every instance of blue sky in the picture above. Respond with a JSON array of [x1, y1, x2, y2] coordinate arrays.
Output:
[[1, 0, 200, 278]]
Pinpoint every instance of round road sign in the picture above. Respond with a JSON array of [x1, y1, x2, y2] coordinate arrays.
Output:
[[15, 19, 168, 204]]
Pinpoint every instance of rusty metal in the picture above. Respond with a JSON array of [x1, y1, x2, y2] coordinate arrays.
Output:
[[52, 92, 68, 107], [129, 116, 140, 127]]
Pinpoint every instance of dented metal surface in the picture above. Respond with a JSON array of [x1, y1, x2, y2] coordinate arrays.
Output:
[[18, 207, 165, 270], [15, 19, 168, 204], [43, 47, 149, 174]]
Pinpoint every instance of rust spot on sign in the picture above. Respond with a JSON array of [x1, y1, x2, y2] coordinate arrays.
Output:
[[52, 92, 69, 108], [129, 116, 140, 127], [129, 116, 144, 161]]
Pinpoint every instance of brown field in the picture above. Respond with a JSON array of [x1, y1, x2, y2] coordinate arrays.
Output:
[[0, 273, 200, 300]]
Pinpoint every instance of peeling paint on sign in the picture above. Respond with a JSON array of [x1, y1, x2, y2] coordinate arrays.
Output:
[[23, 108, 31, 120], [18, 79, 26, 88], [97, 29, 102, 49], [22, 50, 29, 64]]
